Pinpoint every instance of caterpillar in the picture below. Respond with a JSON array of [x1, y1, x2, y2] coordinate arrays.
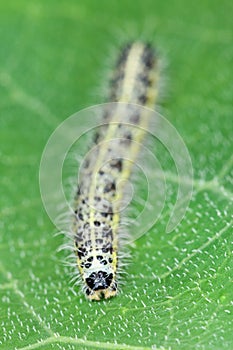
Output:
[[72, 42, 159, 300]]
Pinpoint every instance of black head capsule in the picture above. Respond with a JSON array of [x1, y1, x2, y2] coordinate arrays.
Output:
[[85, 271, 116, 301], [86, 271, 113, 291]]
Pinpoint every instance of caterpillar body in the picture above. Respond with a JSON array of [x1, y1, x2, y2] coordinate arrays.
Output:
[[72, 42, 159, 300]]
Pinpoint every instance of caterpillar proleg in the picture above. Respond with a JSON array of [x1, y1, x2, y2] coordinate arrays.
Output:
[[73, 42, 159, 300]]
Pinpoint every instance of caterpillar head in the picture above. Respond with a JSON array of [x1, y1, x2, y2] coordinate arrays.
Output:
[[81, 253, 117, 301], [85, 270, 117, 301]]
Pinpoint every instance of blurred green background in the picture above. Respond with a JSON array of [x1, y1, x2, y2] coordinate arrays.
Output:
[[0, 1, 232, 349]]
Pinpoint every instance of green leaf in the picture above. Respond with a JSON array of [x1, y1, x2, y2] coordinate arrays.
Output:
[[0, 1, 232, 349]]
